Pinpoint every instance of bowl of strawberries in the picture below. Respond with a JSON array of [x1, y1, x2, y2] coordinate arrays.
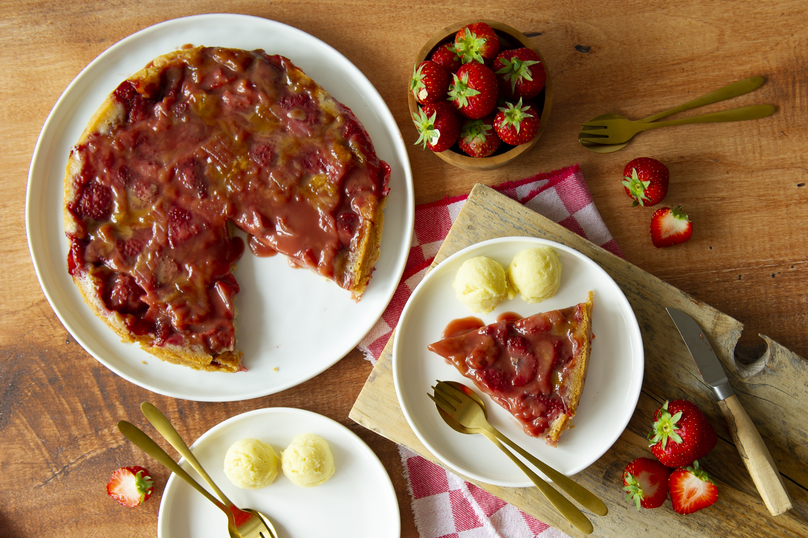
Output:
[[408, 20, 553, 171]]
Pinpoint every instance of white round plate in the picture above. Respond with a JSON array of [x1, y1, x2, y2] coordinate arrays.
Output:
[[393, 237, 643, 487], [158, 408, 399, 538], [25, 14, 413, 401]]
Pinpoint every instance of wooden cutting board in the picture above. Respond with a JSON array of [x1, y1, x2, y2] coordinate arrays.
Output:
[[350, 184, 808, 537]]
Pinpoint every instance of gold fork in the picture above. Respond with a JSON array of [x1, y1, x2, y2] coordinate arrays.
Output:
[[578, 103, 775, 145], [139, 403, 279, 538], [118, 421, 273, 538], [430, 381, 607, 533]]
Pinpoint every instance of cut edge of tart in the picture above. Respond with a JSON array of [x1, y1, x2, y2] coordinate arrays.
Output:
[[63, 46, 390, 372], [428, 291, 593, 446]]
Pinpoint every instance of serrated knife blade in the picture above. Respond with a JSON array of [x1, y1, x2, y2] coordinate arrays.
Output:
[[665, 307, 792, 516]]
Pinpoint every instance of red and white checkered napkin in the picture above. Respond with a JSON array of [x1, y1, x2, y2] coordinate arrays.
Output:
[[358, 164, 622, 537]]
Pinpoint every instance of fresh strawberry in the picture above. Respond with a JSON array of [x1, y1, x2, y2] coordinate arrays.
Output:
[[648, 400, 717, 467], [622, 457, 672, 510], [668, 461, 719, 514], [458, 115, 501, 158], [454, 22, 501, 65], [430, 42, 462, 74], [410, 60, 450, 105], [448, 63, 498, 119], [493, 98, 541, 145], [106, 466, 154, 507], [622, 157, 669, 207], [412, 101, 461, 152], [649, 206, 693, 248], [493, 48, 547, 100]]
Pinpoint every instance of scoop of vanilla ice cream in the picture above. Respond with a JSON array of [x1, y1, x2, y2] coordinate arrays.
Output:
[[223, 438, 280, 489], [507, 246, 562, 303], [281, 434, 335, 487], [453, 256, 513, 314]]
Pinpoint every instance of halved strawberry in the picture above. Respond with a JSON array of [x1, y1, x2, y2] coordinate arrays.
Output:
[[622, 457, 672, 510], [410, 60, 450, 105], [106, 466, 154, 507], [448, 63, 498, 119], [649, 206, 693, 248], [454, 22, 501, 65], [493, 99, 540, 145], [648, 400, 717, 467], [493, 48, 547, 100], [622, 157, 669, 207], [412, 101, 461, 153], [669, 461, 719, 514], [458, 115, 501, 158]]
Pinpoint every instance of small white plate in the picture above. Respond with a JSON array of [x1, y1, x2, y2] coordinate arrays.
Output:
[[393, 237, 643, 487], [158, 408, 399, 538], [25, 14, 413, 401]]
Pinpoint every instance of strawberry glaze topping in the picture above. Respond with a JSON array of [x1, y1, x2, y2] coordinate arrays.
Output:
[[428, 304, 587, 438], [65, 47, 390, 358]]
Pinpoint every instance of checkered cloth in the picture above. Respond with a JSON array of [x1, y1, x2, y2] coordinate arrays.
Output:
[[358, 164, 622, 537]]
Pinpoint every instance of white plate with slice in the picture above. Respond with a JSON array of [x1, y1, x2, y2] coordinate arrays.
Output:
[[157, 408, 399, 538], [393, 237, 644, 487], [25, 14, 413, 401]]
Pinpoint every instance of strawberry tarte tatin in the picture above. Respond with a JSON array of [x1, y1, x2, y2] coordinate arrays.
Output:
[[428, 292, 593, 445], [64, 46, 390, 372]]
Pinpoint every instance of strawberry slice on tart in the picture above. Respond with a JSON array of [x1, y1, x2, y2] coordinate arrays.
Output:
[[428, 292, 593, 446]]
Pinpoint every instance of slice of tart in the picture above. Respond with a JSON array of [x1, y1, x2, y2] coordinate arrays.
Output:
[[64, 46, 390, 372], [428, 292, 593, 446]]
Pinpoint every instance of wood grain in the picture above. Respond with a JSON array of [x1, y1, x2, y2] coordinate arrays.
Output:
[[3, 1, 808, 537], [350, 184, 808, 537]]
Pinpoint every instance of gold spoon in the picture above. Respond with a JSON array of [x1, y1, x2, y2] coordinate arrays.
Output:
[[580, 75, 766, 153]]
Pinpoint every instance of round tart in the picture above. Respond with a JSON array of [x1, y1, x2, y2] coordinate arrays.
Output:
[[64, 46, 391, 372]]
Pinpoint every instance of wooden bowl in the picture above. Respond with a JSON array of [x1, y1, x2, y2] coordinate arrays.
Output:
[[408, 20, 553, 171]]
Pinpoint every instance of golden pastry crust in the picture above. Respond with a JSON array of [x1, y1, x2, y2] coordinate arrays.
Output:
[[545, 291, 593, 445]]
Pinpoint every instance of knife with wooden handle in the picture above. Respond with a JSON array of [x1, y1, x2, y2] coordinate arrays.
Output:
[[666, 307, 792, 516]]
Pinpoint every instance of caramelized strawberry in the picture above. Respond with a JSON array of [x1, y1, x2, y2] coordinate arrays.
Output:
[[75, 181, 112, 221]]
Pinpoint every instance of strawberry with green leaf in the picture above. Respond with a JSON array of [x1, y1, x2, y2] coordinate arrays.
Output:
[[412, 101, 460, 153], [669, 461, 719, 514], [448, 62, 498, 119], [622, 157, 669, 207], [622, 457, 672, 510], [648, 400, 716, 467], [454, 22, 501, 65], [430, 42, 462, 74], [410, 60, 450, 105], [458, 115, 501, 158], [106, 466, 154, 507], [493, 48, 547, 100], [650, 206, 693, 248], [493, 98, 540, 145]]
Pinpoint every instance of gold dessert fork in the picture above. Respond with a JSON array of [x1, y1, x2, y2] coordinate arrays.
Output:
[[139, 402, 279, 538], [117, 420, 274, 538], [429, 381, 608, 533], [578, 103, 775, 145]]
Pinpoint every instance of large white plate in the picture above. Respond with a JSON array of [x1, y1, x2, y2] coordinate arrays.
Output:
[[158, 408, 399, 537], [393, 237, 643, 487], [25, 14, 413, 401]]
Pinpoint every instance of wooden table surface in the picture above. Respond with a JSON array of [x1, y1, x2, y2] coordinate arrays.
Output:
[[3, 1, 807, 537]]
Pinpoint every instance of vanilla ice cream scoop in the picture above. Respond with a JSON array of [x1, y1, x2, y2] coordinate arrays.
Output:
[[281, 433, 335, 487], [453, 256, 513, 314], [507, 246, 562, 303], [223, 438, 280, 489]]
